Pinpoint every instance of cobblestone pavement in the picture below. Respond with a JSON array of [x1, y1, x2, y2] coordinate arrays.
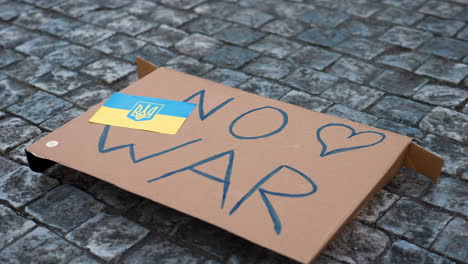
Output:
[[0, 0, 467, 263]]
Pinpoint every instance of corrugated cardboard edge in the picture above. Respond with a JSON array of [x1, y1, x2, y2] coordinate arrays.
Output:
[[136, 56, 158, 79], [403, 142, 443, 182]]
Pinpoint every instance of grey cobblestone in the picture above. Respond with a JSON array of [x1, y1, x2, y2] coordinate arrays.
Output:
[[373, 119, 423, 139], [0, 78, 34, 109], [0, 156, 19, 176], [8, 133, 47, 165], [327, 57, 381, 84], [413, 84, 468, 107], [325, 104, 378, 125], [205, 45, 258, 69], [88, 181, 140, 211], [301, 8, 349, 28], [30, 68, 93, 95], [416, 57, 468, 84], [66, 213, 149, 261], [44, 44, 100, 69], [379, 26, 432, 49], [186, 17, 232, 36], [376, 7, 424, 26], [298, 28, 349, 47], [81, 58, 135, 84], [281, 90, 333, 112], [249, 36, 302, 59], [0, 49, 23, 68], [379, 240, 455, 264], [0, 117, 41, 153], [94, 34, 146, 57], [13, 9, 56, 30], [421, 37, 468, 60], [7, 91, 72, 124], [422, 134, 467, 175], [261, 19, 305, 38], [0, 204, 35, 249], [124, 45, 176, 66], [419, 0, 464, 19], [166, 55, 213, 76], [376, 51, 429, 72], [369, 96, 433, 126], [416, 17, 465, 37], [150, 7, 198, 27], [203, 68, 250, 87], [64, 24, 115, 46], [339, 20, 389, 38], [26, 184, 105, 233], [194, 2, 238, 19], [138, 25, 189, 48], [422, 177, 468, 217], [288, 46, 341, 71], [65, 86, 114, 109], [107, 15, 156, 36], [53, 0, 100, 18], [370, 70, 428, 96], [321, 81, 384, 111], [283, 67, 338, 95], [38, 17, 83, 37], [377, 198, 452, 247], [385, 168, 432, 198], [227, 9, 273, 28], [243, 57, 294, 80], [419, 107, 468, 143], [0, 26, 38, 48], [175, 34, 222, 59], [0, 166, 58, 207], [432, 218, 468, 262], [3, 56, 57, 82], [79, 9, 127, 26], [239, 77, 291, 100], [214, 24, 264, 46], [356, 190, 399, 224], [40, 108, 83, 131]]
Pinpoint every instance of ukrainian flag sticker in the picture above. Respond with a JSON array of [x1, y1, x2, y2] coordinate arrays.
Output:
[[89, 93, 196, 135]]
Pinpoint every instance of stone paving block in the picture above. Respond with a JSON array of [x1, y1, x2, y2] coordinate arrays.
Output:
[[0, 2, 33, 21], [78, 9, 127, 26], [288, 46, 341, 71], [159, 0, 205, 10], [0, 204, 35, 249], [44, 44, 100, 70], [324, 221, 389, 264], [432, 218, 468, 262], [64, 24, 115, 46], [203, 68, 250, 87], [249, 35, 301, 59], [346, 2, 382, 18], [0, 156, 19, 176], [65, 86, 114, 109], [7, 91, 72, 124], [373, 119, 423, 139], [419, 107, 468, 143], [94, 34, 146, 57], [186, 17, 232, 35], [81, 58, 135, 84], [0, 227, 82, 264], [301, 8, 349, 27], [52, 0, 100, 18], [205, 45, 258, 69], [0, 78, 34, 109], [3, 56, 57, 82], [370, 70, 428, 97], [40, 108, 83, 131], [26, 184, 105, 233], [166, 56, 213, 76], [297, 28, 349, 47], [321, 81, 384, 111], [227, 9, 273, 28], [175, 34, 222, 59], [122, 235, 205, 264], [15, 36, 69, 58], [0, 117, 41, 153], [69, 255, 101, 264], [283, 67, 338, 94], [89, 181, 140, 211], [420, 37, 468, 60], [124, 0, 157, 16], [13, 9, 57, 30], [339, 20, 389, 38], [325, 104, 378, 125], [30, 68, 93, 95], [98, 0, 131, 8], [126, 199, 190, 234], [414, 84, 468, 108], [376, 7, 424, 26], [422, 177, 468, 217], [382, 0, 426, 10], [385, 168, 432, 197], [272, 2, 316, 18], [194, 2, 239, 19], [243, 56, 294, 80], [327, 57, 381, 84], [281, 90, 333, 112], [335, 37, 387, 60], [457, 26, 468, 41], [138, 25, 188, 48], [37, 17, 83, 37], [416, 57, 468, 84], [369, 96, 432, 126], [462, 171, 468, 181], [66, 213, 149, 261], [376, 51, 429, 71], [0, 26, 38, 48], [107, 15, 156, 36], [379, 26, 432, 49], [0, 49, 23, 67], [419, 0, 464, 19], [150, 7, 198, 27], [124, 45, 176, 66], [214, 24, 264, 46], [356, 190, 399, 224], [8, 133, 47, 165], [378, 198, 452, 247], [416, 17, 465, 37], [261, 19, 305, 37], [422, 134, 467, 175], [0, 166, 58, 207], [178, 219, 245, 259], [379, 240, 455, 264], [239, 77, 291, 99]]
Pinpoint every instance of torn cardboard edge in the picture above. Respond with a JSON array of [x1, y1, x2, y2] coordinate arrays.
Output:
[[25, 57, 444, 264]]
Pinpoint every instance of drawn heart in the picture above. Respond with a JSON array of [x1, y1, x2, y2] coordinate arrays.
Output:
[[316, 123, 386, 157]]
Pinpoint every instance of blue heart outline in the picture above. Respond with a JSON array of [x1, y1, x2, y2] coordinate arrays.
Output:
[[316, 123, 386, 157]]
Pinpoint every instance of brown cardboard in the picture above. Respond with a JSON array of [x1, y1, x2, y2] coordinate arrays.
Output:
[[27, 58, 443, 263]]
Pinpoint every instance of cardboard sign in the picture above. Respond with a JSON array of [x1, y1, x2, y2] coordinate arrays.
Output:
[[89, 93, 196, 134], [27, 58, 443, 263]]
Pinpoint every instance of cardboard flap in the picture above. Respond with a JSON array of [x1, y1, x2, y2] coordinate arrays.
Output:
[[404, 142, 443, 182], [136, 57, 158, 79]]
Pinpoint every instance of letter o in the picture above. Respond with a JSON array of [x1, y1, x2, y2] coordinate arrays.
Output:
[[229, 106, 288, 140]]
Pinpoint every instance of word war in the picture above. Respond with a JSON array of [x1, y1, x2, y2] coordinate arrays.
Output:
[[98, 89, 386, 235]]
